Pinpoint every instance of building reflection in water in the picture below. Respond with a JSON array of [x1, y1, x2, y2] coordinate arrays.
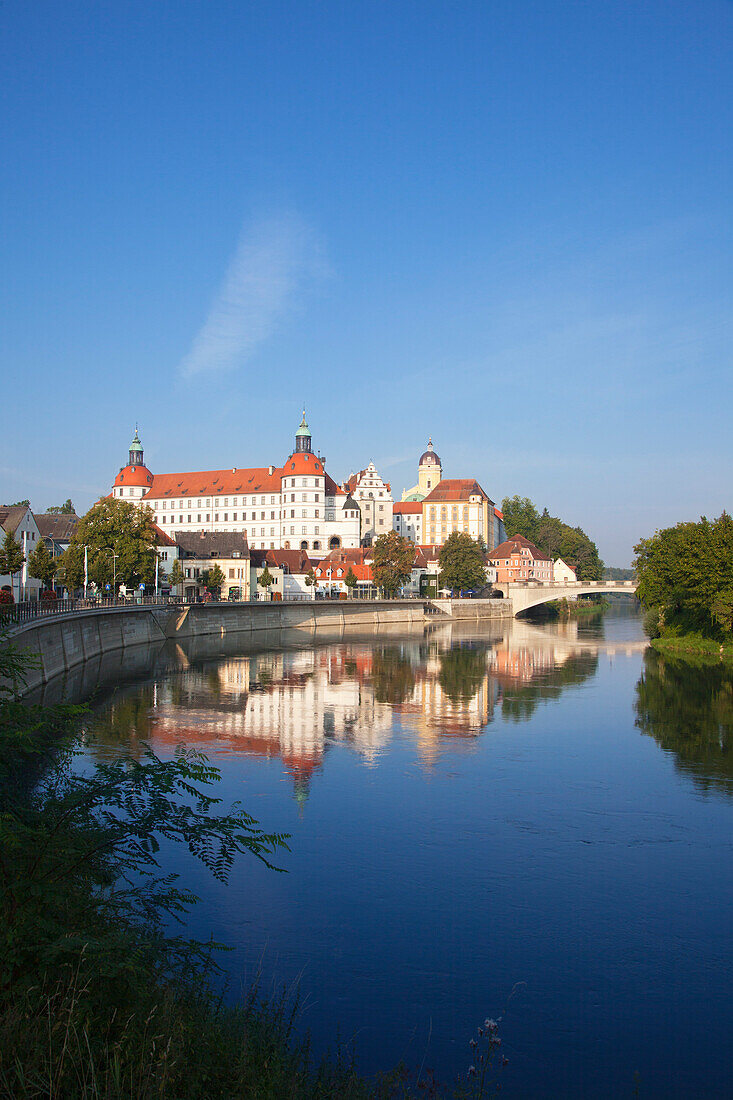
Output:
[[82, 617, 609, 803]]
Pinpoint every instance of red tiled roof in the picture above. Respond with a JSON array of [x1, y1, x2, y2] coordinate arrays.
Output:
[[324, 472, 345, 496], [152, 523, 176, 547], [494, 507, 504, 520], [142, 467, 281, 498], [264, 548, 313, 573], [423, 479, 493, 503], [320, 547, 370, 565], [393, 502, 422, 514], [342, 472, 362, 495], [282, 452, 325, 476], [316, 560, 373, 582], [114, 464, 154, 488], [488, 534, 552, 562]]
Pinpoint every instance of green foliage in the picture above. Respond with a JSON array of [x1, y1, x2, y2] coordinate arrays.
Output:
[[0, 530, 25, 579], [1, 500, 30, 509], [501, 496, 603, 582], [643, 606, 663, 639], [500, 496, 540, 541], [258, 565, 275, 589], [438, 532, 487, 592], [304, 567, 316, 588], [634, 512, 733, 640], [168, 558, 185, 592], [371, 531, 414, 596], [46, 499, 75, 514], [202, 564, 225, 592], [59, 497, 159, 592], [604, 566, 635, 581], [344, 567, 358, 590], [27, 538, 56, 588]]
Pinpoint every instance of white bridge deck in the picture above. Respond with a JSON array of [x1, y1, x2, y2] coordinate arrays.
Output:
[[498, 579, 637, 615]]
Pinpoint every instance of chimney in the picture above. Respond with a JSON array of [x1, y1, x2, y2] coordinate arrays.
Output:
[[268, 465, 274, 475]]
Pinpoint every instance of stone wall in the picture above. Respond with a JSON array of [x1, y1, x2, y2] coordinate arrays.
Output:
[[7, 600, 428, 696], [428, 598, 513, 620]]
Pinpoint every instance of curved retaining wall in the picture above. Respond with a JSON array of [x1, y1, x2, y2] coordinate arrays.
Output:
[[8, 600, 428, 695]]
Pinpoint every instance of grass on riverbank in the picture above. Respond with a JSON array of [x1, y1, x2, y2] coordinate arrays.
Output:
[[650, 633, 733, 665]]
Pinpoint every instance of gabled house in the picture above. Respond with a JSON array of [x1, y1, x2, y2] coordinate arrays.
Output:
[[0, 504, 43, 601], [35, 513, 79, 559], [488, 534, 553, 584]]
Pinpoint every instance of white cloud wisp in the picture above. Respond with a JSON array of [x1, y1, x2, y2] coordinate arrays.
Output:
[[180, 212, 324, 377]]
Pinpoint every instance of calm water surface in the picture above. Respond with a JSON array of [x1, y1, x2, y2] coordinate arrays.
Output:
[[78, 608, 733, 1098]]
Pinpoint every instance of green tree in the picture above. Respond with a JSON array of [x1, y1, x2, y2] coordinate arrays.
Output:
[[0, 530, 25, 599], [168, 558, 185, 594], [438, 531, 487, 593], [2, 499, 30, 509], [344, 567, 358, 596], [257, 565, 275, 599], [501, 496, 541, 541], [502, 496, 603, 582], [59, 497, 158, 593], [27, 539, 56, 589], [371, 531, 414, 597], [304, 566, 317, 597], [634, 512, 733, 639], [45, 498, 75, 515], [201, 564, 225, 595]]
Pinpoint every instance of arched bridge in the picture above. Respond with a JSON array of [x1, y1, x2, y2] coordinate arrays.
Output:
[[495, 579, 637, 616]]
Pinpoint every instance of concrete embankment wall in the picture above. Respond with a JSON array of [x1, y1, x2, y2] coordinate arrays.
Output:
[[428, 598, 513, 620], [8, 600, 428, 695]]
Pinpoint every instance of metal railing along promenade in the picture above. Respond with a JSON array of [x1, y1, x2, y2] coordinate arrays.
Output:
[[0, 592, 424, 630]]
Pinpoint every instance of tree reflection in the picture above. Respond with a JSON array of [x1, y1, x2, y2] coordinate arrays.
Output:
[[371, 648, 415, 704], [438, 645, 488, 703], [635, 649, 733, 796]]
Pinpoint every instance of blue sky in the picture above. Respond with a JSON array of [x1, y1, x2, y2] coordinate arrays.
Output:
[[2, 1, 731, 565]]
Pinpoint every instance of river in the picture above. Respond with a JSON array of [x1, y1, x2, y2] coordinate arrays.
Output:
[[76, 607, 733, 1098]]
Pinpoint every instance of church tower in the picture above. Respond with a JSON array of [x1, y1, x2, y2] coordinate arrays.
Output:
[[418, 438, 442, 496]]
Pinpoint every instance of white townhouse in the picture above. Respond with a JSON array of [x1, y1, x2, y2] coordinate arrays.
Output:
[[342, 462, 394, 546], [392, 501, 423, 543], [111, 416, 360, 554]]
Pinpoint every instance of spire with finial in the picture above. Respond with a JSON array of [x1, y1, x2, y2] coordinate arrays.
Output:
[[295, 409, 312, 453], [128, 426, 144, 466]]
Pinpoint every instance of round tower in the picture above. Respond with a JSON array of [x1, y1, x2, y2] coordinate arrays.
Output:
[[113, 427, 154, 501], [418, 438, 442, 496]]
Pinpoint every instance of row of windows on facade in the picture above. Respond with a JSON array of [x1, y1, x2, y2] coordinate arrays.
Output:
[[182, 537, 334, 557], [157, 491, 325, 508], [159, 512, 357, 527], [427, 505, 473, 519]]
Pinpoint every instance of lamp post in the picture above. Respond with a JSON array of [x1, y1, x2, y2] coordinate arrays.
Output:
[[104, 547, 118, 597]]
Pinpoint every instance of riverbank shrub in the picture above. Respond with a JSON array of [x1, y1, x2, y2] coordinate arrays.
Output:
[[634, 513, 733, 648]]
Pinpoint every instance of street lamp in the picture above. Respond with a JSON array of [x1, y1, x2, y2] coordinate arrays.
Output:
[[104, 547, 118, 597]]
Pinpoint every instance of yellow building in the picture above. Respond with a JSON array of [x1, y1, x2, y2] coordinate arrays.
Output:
[[422, 478, 495, 549]]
